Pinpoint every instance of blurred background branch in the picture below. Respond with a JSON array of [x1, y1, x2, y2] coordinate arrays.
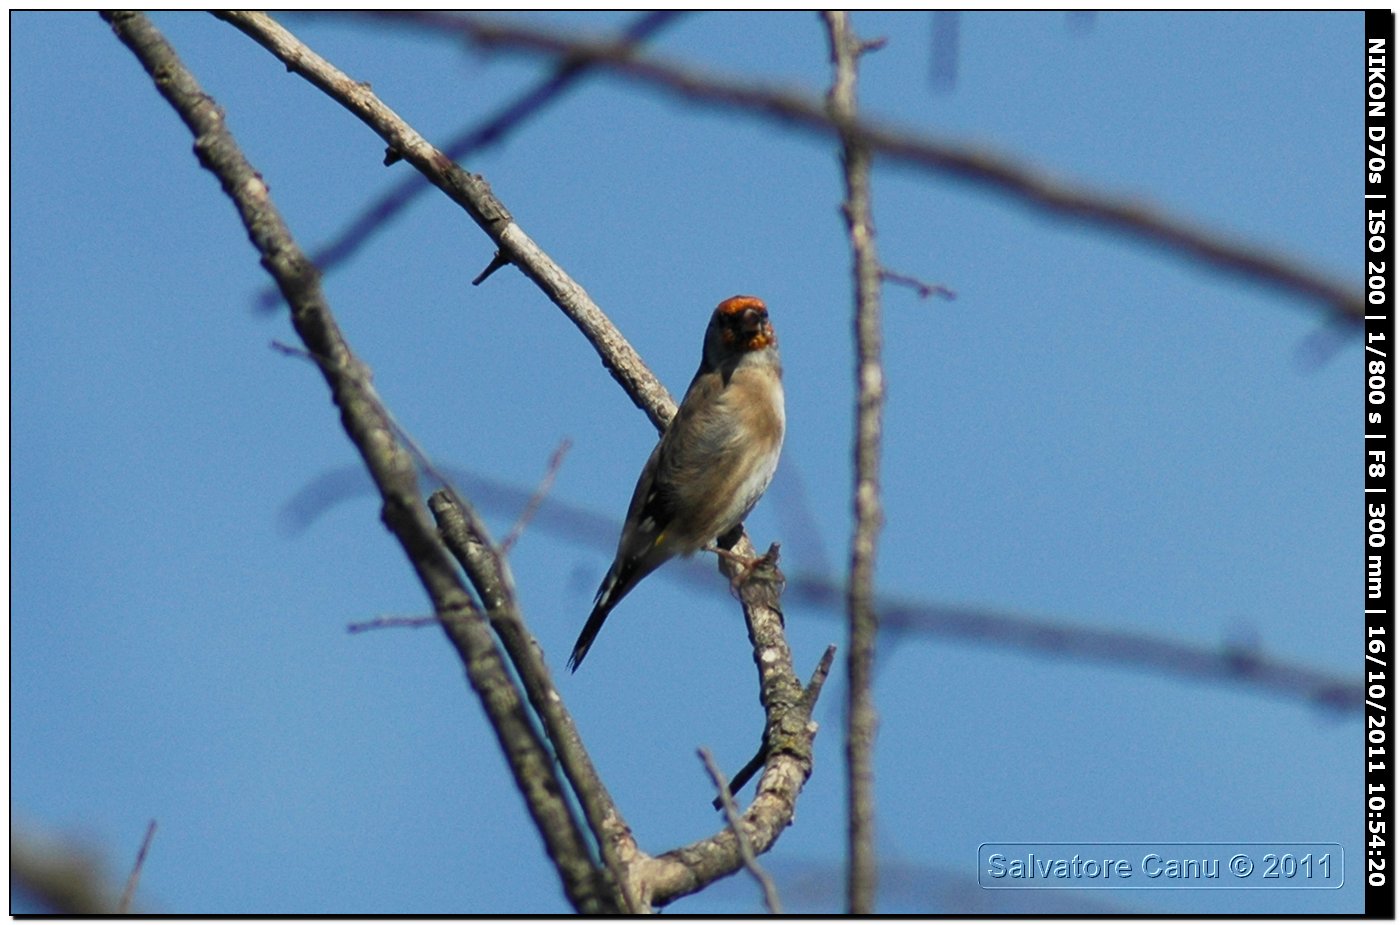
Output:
[[362, 11, 1363, 325], [281, 464, 1359, 714]]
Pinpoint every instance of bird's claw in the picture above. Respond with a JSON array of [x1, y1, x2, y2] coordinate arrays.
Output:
[[705, 541, 784, 591]]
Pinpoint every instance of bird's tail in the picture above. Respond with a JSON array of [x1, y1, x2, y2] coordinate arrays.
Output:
[[568, 560, 644, 672], [567, 602, 612, 673]]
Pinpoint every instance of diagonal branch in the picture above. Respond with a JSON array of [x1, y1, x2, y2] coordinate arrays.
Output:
[[825, 11, 884, 915], [428, 489, 643, 914], [254, 10, 683, 310], [437, 13, 1362, 326], [116, 820, 157, 915], [698, 746, 784, 914], [215, 10, 677, 432], [101, 11, 614, 913]]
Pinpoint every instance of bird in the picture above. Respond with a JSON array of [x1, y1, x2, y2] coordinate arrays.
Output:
[[567, 295, 785, 672]]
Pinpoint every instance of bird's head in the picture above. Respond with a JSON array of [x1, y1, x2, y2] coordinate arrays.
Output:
[[704, 295, 777, 368]]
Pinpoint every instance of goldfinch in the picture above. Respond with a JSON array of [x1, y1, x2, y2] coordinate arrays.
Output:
[[568, 295, 785, 671]]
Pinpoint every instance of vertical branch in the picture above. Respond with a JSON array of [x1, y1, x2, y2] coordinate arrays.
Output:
[[824, 10, 884, 915]]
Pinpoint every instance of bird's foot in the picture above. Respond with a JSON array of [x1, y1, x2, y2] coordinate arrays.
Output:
[[704, 541, 784, 590], [704, 544, 755, 568]]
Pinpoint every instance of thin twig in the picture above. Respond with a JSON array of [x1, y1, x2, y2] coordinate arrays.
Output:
[[712, 748, 766, 810], [802, 644, 839, 711], [446, 13, 1362, 325], [470, 250, 512, 287], [825, 12, 884, 914], [698, 747, 784, 915], [269, 339, 313, 360], [116, 820, 156, 914], [880, 267, 955, 301], [500, 437, 572, 554], [346, 614, 439, 633], [102, 12, 613, 913]]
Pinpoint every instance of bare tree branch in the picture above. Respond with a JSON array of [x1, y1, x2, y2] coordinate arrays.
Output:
[[639, 546, 828, 908], [880, 267, 956, 301], [699, 746, 784, 915], [214, 10, 677, 432], [825, 11, 884, 914], [101, 11, 614, 913], [428, 489, 643, 914], [430, 13, 1362, 325], [253, 11, 684, 310], [802, 583, 1360, 711], [435, 479, 829, 910]]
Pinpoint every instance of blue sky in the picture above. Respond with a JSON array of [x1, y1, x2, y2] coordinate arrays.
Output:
[[11, 11, 1363, 914]]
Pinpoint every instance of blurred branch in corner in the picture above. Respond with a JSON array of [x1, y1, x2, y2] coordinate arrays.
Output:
[[11, 826, 125, 915]]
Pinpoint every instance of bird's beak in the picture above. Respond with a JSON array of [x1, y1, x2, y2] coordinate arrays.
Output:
[[738, 308, 766, 334]]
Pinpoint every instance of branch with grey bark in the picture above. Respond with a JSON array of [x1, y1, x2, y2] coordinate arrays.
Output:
[[213, 10, 676, 431], [102, 11, 617, 913], [640, 557, 834, 907], [825, 11, 884, 915], [427, 489, 644, 913]]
